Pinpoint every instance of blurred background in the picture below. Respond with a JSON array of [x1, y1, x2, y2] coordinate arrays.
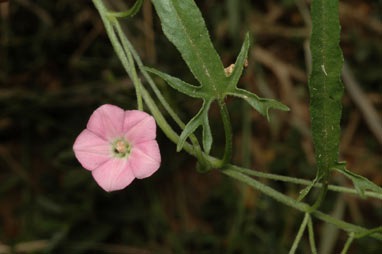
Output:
[[0, 0, 381, 253]]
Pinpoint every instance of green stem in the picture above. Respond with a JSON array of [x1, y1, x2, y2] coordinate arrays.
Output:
[[217, 100, 232, 168], [307, 215, 318, 254], [93, 2, 142, 111], [289, 213, 309, 254], [308, 182, 328, 212], [222, 168, 311, 212], [113, 21, 143, 110], [106, 0, 143, 18], [94, 0, 211, 168], [93, 0, 194, 156], [232, 165, 382, 200], [113, 17, 210, 168], [122, 30, 187, 130], [340, 234, 354, 254], [222, 168, 382, 241], [354, 227, 382, 239]]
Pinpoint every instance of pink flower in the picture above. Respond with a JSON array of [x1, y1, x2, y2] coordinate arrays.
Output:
[[73, 104, 161, 192]]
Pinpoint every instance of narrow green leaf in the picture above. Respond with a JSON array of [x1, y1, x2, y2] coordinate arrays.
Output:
[[226, 33, 250, 91], [297, 176, 320, 202], [177, 100, 213, 152], [144, 67, 207, 98], [333, 162, 382, 198], [151, 0, 226, 94], [229, 88, 290, 120], [202, 111, 213, 154], [309, 0, 344, 180]]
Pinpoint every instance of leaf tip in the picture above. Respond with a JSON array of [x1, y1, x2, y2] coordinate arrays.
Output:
[[280, 104, 290, 111]]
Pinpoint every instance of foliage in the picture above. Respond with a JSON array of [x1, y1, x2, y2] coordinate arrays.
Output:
[[147, 0, 288, 155]]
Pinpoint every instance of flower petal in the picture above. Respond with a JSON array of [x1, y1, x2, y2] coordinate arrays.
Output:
[[129, 141, 161, 179], [123, 110, 156, 145], [91, 158, 135, 192], [73, 129, 111, 171], [87, 104, 125, 141]]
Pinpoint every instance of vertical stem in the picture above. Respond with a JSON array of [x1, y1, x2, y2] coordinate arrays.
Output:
[[340, 234, 354, 254], [307, 215, 318, 254], [217, 99, 232, 167], [289, 213, 309, 254], [309, 182, 328, 212], [116, 23, 143, 110]]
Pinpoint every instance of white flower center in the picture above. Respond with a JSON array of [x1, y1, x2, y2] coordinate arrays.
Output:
[[116, 140, 126, 153], [112, 138, 131, 158]]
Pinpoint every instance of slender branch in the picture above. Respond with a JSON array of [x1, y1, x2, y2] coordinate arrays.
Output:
[[123, 30, 187, 130], [113, 20, 143, 110], [340, 234, 354, 254], [231, 165, 382, 200], [115, 15, 210, 168], [307, 215, 318, 254], [354, 227, 382, 239], [222, 168, 382, 241], [289, 213, 309, 254], [308, 182, 328, 212]]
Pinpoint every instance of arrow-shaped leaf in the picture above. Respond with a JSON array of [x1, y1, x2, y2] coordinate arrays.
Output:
[[149, 0, 289, 153]]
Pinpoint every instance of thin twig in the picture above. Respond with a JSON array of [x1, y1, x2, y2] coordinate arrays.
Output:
[[289, 213, 309, 254], [232, 165, 382, 200]]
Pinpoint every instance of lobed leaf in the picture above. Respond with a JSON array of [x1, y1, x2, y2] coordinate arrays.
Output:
[[150, 0, 289, 154]]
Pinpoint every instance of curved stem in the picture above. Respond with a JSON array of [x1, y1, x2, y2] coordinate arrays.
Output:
[[116, 19, 210, 168], [217, 99, 232, 167], [308, 181, 328, 212], [106, 0, 143, 18], [122, 27, 187, 130]]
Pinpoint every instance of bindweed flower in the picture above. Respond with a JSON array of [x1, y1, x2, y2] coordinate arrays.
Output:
[[73, 104, 161, 192]]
